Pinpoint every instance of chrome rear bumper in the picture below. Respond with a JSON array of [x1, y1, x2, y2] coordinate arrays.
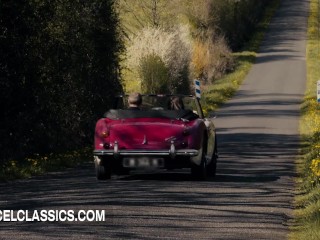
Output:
[[93, 149, 198, 157], [93, 141, 198, 158]]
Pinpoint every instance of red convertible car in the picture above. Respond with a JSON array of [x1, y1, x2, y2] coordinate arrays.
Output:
[[93, 94, 218, 180]]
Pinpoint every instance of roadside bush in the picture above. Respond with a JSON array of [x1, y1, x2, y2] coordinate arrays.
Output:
[[191, 36, 234, 84], [0, 0, 123, 164], [125, 26, 190, 94], [120, 0, 271, 90], [183, 0, 271, 49], [139, 54, 169, 94]]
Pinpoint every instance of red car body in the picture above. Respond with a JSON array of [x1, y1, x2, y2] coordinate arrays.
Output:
[[93, 95, 218, 180]]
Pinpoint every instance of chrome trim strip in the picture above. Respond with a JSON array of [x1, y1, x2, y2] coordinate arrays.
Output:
[[93, 149, 198, 157]]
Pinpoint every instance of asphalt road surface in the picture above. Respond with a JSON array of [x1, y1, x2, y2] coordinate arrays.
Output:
[[0, 0, 308, 239]]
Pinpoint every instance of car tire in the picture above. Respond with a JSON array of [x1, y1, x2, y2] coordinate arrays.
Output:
[[191, 133, 208, 180], [191, 143, 207, 180], [114, 165, 130, 175], [94, 156, 111, 180], [207, 140, 218, 178], [191, 158, 207, 180]]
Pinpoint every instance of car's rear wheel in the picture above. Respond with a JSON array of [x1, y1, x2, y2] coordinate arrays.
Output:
[[191, 133, 208, 180], [94, 156, 111, 180], [114, 165, 130, 175], [191, 157, 207, 180], [207, 139, 218, 178], [191, 139, 208, 180]]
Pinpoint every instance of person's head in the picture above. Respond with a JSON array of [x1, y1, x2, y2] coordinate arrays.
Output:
[[128, 92, 142, 109], [170, 96, 184, 110]]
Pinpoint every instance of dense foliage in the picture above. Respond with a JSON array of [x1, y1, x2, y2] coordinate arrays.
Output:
[[119, 0, 272, 91], [0, 0, 123, 163], [125, 27, 190, 94], [0, 0, 275, 175]]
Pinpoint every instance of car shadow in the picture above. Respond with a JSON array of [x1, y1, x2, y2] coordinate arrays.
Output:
[[116, 170, 204, 182]]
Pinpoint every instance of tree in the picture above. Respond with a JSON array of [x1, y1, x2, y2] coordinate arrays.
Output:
[[119, 0, 273, 89], [0, 0, 123, 162], [118, 0, 176, 38]]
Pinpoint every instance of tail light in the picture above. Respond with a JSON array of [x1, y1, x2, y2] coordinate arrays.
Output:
[[101, 130, 109, 138]]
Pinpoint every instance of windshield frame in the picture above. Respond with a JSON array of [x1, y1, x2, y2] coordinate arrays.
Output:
[[112, 94, 204, 118]]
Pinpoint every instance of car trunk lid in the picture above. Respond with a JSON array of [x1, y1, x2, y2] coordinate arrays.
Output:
[[108, 120, 186, 150]]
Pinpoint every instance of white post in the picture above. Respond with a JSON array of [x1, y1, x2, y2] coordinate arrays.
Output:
[[194, 79, 201, 99]]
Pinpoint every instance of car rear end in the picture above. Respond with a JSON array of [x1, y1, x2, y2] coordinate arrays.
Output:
[[95, 116, 202, 168], [93, 95, 207, 180]]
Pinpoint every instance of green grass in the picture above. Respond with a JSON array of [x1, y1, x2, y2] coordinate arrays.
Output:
[[0, 147, 92, 182], [202, 0, 280, 114], [289, 0, 320, 239], [291, 192, 320, 240]]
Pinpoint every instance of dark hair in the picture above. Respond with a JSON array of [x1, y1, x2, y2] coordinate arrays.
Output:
[[128, 93, 142, 106], [170, 97, 184, 110]]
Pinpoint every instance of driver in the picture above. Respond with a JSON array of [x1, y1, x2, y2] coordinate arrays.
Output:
[[128, 92, 142, 110]]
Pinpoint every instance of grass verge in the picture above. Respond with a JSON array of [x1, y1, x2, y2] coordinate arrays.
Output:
[[0, 147, 92, 182], [202, 0, 280, 114], [290, 0, 320, 239]]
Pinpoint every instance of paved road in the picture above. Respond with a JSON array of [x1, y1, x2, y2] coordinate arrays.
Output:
[[0, 0, 308, 239]]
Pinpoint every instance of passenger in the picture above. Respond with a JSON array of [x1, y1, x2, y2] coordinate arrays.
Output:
[[169, 96, 184, 110], [128, 92, 142, 110]]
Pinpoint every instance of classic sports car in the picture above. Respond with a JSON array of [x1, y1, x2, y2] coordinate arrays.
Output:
[[93, 94, 218, 180]]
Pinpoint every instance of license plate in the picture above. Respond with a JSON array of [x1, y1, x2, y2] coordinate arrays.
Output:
[[123, 157, 164, 168]]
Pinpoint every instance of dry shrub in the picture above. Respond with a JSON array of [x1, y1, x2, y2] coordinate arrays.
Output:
[[125, 26, 191, 94], [139, 54, 169, 94], [191, 35, 234, 84]]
